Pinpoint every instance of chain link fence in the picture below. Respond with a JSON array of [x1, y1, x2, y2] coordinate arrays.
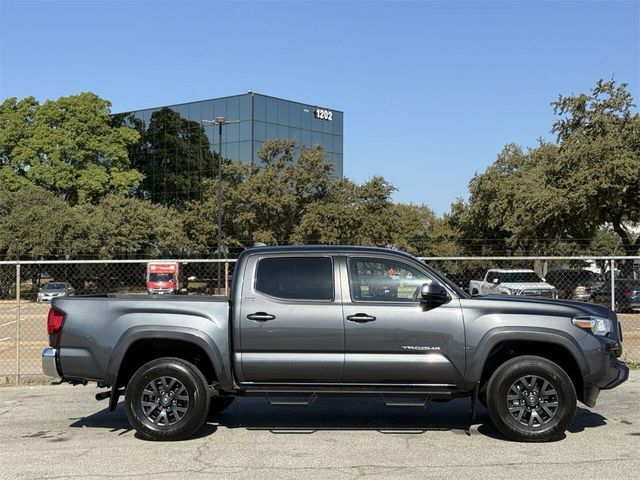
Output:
[[0, 256, 638, 385]]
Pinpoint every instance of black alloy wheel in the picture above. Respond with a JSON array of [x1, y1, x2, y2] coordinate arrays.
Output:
[[486, 355, 576, 442], [125, 357, 210, 441]]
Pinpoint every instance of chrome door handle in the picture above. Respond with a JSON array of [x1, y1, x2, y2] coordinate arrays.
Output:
[[346, 313, 376, 323], [246, 312, 276, 321]]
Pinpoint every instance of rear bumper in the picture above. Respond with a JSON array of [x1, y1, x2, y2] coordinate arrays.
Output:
[[42, 347, 60, 378]]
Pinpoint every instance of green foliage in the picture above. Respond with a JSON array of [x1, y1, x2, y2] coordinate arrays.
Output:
[[0, 185, 84, 258], [0, 92, 142, 204], [458, 80, 639, 258], [76, 195, 185, 259]]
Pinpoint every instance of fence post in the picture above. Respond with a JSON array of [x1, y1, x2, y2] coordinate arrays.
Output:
[[224, 261, 229, 296], [610, 258, 616, 312], [15, 263, 20, 385]]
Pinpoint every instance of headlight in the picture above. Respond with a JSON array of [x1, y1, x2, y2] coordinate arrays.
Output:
[[572, 316, 612, 336]]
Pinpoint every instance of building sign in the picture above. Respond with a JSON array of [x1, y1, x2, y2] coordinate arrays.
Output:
[[314, 108, 333, 121]]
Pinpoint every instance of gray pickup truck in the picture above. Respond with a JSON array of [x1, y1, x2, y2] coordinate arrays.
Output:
[[42, 245, 628, 442]]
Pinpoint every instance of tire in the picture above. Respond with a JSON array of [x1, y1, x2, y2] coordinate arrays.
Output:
[[125, 357, 210, 441], [486, 355, 576, 442], [209, 397, 235, 415]]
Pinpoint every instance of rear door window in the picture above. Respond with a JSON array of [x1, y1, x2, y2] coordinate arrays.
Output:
[[255, 257, 334, 301]]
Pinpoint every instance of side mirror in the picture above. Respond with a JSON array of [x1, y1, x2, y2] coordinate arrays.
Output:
[[492, 278, 499, 284], [420, 283, 449, 307]]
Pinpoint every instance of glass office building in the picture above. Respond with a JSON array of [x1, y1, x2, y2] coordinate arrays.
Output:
[[113, 93, 343, 205]]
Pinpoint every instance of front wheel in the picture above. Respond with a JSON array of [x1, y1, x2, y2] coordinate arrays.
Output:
[[125, 357, 210, 441], [486, 355, 576, 442]]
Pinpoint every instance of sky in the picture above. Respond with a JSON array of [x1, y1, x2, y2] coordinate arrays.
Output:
[[0, 0, 638, 215]]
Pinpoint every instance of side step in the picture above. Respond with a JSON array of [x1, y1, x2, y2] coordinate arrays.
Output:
[[242, 385, 462, 408], [266, 392, 318, 407]]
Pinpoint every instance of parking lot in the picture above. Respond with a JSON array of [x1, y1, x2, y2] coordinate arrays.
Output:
[[0, 371, 638, 480]]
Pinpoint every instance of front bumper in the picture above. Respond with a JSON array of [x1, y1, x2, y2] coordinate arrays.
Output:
[[42, 347, 60, 378], [583, 360, 629, 407]]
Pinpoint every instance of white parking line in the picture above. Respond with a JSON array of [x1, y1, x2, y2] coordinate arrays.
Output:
[[0, 337, 11, 342], [1, 321, 17, 327]]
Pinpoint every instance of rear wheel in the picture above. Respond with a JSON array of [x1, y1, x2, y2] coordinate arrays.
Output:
[[125, 357, 210, 441], [486, 355, 576, 442]]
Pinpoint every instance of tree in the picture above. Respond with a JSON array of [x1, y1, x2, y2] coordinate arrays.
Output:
[[77, 195, 185, 259], [459, 80, 640, 262], [0, 92, 142, 204], [551, 80, 640, 261], [461, 143, 582, 255], [0, 185, 84, 259], [292, 176, 399, 246]]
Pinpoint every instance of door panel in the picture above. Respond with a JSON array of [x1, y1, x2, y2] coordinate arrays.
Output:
[[341, 257, 465, 385], [238, 255, 344, 383]]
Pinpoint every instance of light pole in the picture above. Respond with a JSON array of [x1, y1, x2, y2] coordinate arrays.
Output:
[[202, 117, 239, 293]]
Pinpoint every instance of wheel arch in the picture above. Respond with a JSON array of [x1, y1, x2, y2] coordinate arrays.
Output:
[[469, 329, 587, 404], [107, 326, 230, 390]]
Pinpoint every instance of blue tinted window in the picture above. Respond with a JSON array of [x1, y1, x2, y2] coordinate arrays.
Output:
[[253, 141, 263, 164], [335, 135, 343, 154], [176, 104, 188, 118], [201, 101, 214, 121], [240, 94, 252, 121], [300, 129, 311, 146], [311, 114, 323, 132], [323, 115, 334, 134], [226, 96, 240, 120], [214, 98, 226, 119], [254, 95, 266, 122], [290, 127, 301, 144], [290, 103, 301, 128], [224, 123, 240, 143], [277, 125, 290, 139], [301, 107, 312, 129], [265, 97, 278, 123], [239, 120, 252, 142], [278, 99, 289, 125], [239, 141, 252, 164], [188, 102, 202, 122], [266, 123, 278, 140], [254, 121, 266, 141], [226, 142, 239, 162]]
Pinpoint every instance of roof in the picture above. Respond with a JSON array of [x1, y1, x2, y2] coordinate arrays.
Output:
[[240, 245, 418, 261]]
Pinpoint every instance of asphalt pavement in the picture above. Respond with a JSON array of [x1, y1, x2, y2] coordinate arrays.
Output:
[[0, 371, 639, 480]]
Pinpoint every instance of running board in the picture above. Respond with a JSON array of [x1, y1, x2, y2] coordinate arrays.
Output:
[[241, 385, 462, 407], [266, 392, 318, 407], [381, 394, 429, 408]]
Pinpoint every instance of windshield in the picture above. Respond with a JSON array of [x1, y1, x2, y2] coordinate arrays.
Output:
[[149, 273, 174, 282], [500, 272, 543, 283], [44, 283, 66, 290]]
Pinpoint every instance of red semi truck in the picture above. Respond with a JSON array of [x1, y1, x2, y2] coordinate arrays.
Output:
[[146, 262, 180, 294]]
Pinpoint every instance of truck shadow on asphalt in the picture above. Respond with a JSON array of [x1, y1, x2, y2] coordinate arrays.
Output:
[[68, 396, 607, 442]]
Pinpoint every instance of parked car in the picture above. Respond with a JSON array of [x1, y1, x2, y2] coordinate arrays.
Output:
[[545, 269, 604, 301], [469, 269, 557, 298], [37, 282, 75, 303], [590, 279, 640, 312]]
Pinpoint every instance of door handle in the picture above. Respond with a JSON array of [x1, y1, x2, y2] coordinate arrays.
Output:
[[246, 312, 276, 321], [346, 313, 376, 323]]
